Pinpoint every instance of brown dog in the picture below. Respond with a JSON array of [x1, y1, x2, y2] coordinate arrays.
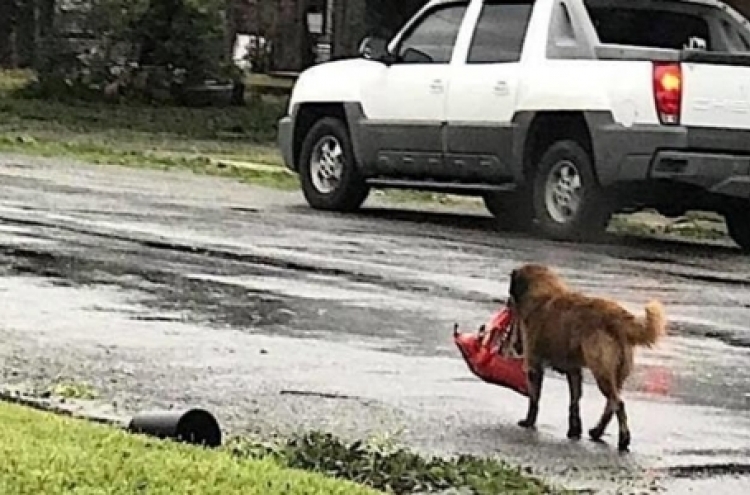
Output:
[[508, 264, 666, 452]]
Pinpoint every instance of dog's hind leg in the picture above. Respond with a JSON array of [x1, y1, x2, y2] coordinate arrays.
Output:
[[615, 399, 631, 452], [518, 363, 544, 429], [584, 335, 623, 445], [588, 374, 620, 444], [566, 369, 583, 440], [614, 364, 632, 452]]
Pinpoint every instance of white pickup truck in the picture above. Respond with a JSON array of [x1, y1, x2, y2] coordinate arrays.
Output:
[[278, 0, 750, 251]]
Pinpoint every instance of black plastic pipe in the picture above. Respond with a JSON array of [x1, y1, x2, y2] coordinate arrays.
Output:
[[127, 408, 222, 448]]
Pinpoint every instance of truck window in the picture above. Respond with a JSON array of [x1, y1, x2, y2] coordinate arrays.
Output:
[[396, 3, 469, 64], [467, 1, 534, 63], [721, 19, 750, 51], [585, 5, 712, 50]]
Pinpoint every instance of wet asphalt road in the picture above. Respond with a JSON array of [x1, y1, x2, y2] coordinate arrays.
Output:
[[0, 153, 749, 494]]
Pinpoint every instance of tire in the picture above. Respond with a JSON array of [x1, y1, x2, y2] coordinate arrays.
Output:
[[724, 206, 750, 253], [298, 117, 370, 212], [531, 140, 611, 242], [482, 189, 534, 232]]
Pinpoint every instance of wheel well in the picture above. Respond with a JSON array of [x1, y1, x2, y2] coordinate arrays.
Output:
[[292, 103, 348, 171], [522, 112, 594, 183]]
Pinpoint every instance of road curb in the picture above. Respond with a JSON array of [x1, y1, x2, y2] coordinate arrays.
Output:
[[0, 388, 127, 428]]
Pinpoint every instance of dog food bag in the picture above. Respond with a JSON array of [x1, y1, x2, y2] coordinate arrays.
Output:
[[454, 307, 529, 397]]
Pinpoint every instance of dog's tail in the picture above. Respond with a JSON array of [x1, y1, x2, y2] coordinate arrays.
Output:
[[626, 300, 666, 347]]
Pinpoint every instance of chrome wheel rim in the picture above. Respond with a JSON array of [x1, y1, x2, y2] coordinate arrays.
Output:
[[544, 160, 583, 224], [310, 136, 344, 194]]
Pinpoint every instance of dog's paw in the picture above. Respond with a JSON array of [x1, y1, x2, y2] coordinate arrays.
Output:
[[518, 419, 536, 429], [618, 432, 631, 453], [567, 427, 582, 440], [567, 416, 582, 440], [588, 427, 604, 442]]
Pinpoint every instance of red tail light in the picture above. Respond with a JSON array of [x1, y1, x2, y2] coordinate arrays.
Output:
[[653, 62, 682, 125]]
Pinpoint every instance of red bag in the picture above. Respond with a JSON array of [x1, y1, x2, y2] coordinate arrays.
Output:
[[454, 307, 529, 397]]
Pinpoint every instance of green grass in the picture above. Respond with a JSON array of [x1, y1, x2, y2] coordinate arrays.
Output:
[[0, 92, 287, 162], [0, 69, 301, 189], [0, 401, 380, 495], [609, 212, 727, 241], [48, 379, 99, 400], [0, 134, 299, 190], [0, 69, 292, 179]]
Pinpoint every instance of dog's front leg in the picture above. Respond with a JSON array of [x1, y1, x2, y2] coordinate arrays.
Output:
[[566, 369, 583, 439], [519, 364, 544, 429]]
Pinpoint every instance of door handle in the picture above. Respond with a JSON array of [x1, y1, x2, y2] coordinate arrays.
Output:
[[494, 80, 509, 96], [430, 79, 444, 93]]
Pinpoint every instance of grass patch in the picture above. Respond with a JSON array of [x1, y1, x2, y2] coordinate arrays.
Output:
[[609, 212, 727, 241], [0, 69, 291, 181], [0, 401, 380, 495], [0, 69, 33, 93], [0, 135, 299, 190], [48, 379, 98, 400], [382, 189, 481, 208]]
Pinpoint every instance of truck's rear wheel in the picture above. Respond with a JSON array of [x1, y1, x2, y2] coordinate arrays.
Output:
[[482, 189, 533, 232], [724, 206, 750, 252], [298, 117, 370, 212], [532, 140, 611, 241]]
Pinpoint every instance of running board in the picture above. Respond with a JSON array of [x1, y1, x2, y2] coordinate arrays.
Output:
[[365, 178, 517, 196]]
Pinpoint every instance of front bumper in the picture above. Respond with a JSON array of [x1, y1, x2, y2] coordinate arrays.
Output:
[[277, 115, 295, 172]]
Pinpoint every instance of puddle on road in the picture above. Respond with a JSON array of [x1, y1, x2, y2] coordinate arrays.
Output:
[[0, 241, 456, 357]]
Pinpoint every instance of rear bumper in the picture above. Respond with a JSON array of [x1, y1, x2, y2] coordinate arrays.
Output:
[[591, 119, 750, 200], [650, 150, 750, 199]]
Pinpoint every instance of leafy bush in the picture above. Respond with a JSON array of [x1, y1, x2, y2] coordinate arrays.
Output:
[[227, 431, 555, 495], [33, 0, 237, 104]]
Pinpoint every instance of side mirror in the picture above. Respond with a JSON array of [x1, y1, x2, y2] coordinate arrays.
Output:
[[358, 36, 394, 64], [400, 47, 433, 64]]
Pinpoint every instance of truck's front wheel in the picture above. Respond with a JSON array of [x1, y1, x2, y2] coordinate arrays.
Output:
[[532, 140, 611, 241], [299, 117, 370, 212], [724, 206, 750, 253]]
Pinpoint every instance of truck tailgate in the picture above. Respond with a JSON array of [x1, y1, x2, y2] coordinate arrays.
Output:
[[680, 51, 750, 130]]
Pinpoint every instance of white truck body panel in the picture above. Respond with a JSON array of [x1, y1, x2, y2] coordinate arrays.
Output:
[[289, 59, 374, 105], [358, 64, 451, 122], [514, 60, 662, 126], [682, 63, 750, 129]]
